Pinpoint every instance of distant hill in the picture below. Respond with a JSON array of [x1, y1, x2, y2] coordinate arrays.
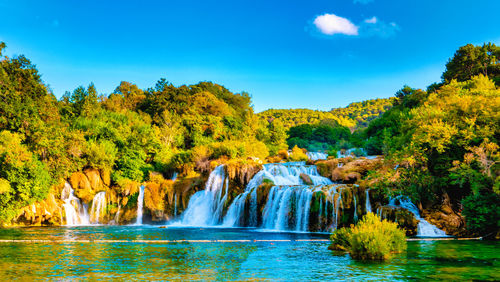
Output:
[[258, 97, 395, 129]]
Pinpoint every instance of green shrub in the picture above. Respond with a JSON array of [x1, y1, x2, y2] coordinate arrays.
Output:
[[328, 227, 351, 251], [289, 145, 308, 161], [329, 213, 407, 260], [462, 191, 500, 236]]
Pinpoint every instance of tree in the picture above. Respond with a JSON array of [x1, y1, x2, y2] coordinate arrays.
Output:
[[442, 43, 500, 84]]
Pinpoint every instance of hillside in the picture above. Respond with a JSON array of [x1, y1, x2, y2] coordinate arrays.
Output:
[[258, 97, 395, 130]]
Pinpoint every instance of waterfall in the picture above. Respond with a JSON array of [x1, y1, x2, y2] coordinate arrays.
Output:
[[174, 194, 178, 217], [333, 187, 342, 230], [135, 185, 145, 225], [61, 182, 90, 226], [388, 196, 448, 237], [365, 189, 372, 213], [90, 192, 106, 224], [114, 203, 121, 224], [222, 162, 333, 230], [306, 152, 328, 160], [337, 148, 367, 158], [318, 195, 323, 227], [179, 165, 228, 226], [172, 161, 396, 233], [353, 193, 358, 222]]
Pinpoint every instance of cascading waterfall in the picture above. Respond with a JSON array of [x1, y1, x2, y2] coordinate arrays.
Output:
[[306, 152, 328, 160], [175, 161, 431, 234], [89, 192, 106, 224], [353, 193, 358, 222], [365, 189, 372, 213], [333, 187, 342, 230], [337, 148, 367, 158], [135, 185, 145, 225], [388, 196, 447, 237], [174, 194, 178, 217], [223, 162, 335, 231], [61, 182, 90, 226], [114, 203, 121, 224], [178, 165, 228, 226]]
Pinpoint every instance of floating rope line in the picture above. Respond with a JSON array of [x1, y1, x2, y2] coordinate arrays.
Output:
[[0, 239, 330, 244], [0, 237, 482, 244]]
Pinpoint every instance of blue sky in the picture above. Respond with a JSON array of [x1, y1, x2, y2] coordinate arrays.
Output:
[[1, 0, 499, 112]]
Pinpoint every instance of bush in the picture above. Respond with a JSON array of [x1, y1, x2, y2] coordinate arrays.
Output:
[[328, 227, 351, 251], [329, 213, 407, 260], [288, 145, 308, 162], [462, 191, 500, 236]]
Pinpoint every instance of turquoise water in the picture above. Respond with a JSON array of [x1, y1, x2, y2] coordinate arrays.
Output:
[[0, 226, 498, 280]]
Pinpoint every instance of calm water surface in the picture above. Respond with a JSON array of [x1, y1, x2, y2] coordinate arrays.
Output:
[[0, 226, 498, 281]]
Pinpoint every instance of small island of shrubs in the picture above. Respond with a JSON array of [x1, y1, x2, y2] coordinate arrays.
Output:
[[329, 213, 407, 260]]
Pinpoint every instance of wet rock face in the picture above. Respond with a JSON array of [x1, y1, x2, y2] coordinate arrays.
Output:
[[315, 157, 382, 183], [14, 192, 64, 226], [225, 160, 262, 188], [14, 169, 120, 226], [377, 206, 419, 236], [423, 205, 466, 237], [69, 169, 110, 204], [300, 173, 313, 185]]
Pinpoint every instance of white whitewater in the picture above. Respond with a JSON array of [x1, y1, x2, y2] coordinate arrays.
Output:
[[365, 189, 372, 213], [388, 196, 448, 237], [353, 193, 358, 222], [90, 192, 106, 224], [174, 194, 178, 217], [306, 152, 328, 160], [61, 182, 90, 226], [114, 203, 121, 224], [337, 148, 369, 158], [333, 186, 342, 230], [136, 185, 145, 225], [223, 162, 333, 231], [179, 165, 228, 226]]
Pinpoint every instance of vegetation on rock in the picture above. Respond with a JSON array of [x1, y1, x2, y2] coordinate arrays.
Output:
[[329, 213, 407, 260]]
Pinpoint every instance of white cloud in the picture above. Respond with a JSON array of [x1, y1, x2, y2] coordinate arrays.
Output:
[[313, 13, 358, 36], [364, 17, 377, 24], [354, 0, 374, 4]]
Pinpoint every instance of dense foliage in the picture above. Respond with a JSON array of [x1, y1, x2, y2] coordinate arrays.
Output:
[[258, 97, 394, 130], [0, 42, 285, 223], [0, 40, 498, 236], [442, 43, 500, 85], [329, 213, 407, 260], [287, 120, 352, 152], [359, 44, 500, 236]]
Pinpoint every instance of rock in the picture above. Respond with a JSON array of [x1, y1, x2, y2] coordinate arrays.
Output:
[[69, 172, 93, 203], [84, 168, 105, 192], [14, 192, 64, 226], [344, 172, 361, 183], [315, 157, 383, 184], [378, 206, 419, 236], [100, 169, 111, 186], [423, 206, 466, 237], [225, 159, 262, 188], [300, 173, 313, 185]]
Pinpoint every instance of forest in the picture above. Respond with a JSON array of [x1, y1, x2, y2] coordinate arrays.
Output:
[[0, 41, 498, 237]]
